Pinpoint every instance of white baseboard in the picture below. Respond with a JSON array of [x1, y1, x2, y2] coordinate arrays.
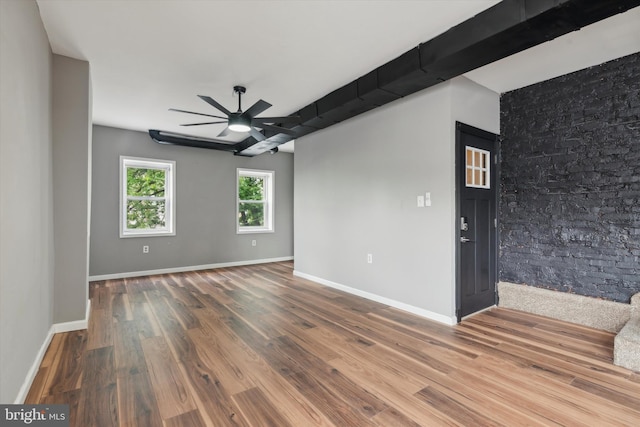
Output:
[[88, 256, 294, 281], [293, 270, 457, 326], [14, 328, 55, 404], [14, 300, 91, 404], [52, 300, 91, 333]]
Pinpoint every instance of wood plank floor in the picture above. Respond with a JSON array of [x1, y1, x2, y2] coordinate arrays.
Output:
[[26, 262, 640, 426]]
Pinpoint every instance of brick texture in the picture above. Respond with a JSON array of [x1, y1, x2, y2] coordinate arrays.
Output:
[[500, 53, 640, 303]]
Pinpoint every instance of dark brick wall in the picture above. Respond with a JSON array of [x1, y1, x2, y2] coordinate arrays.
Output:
[[499, 53, 640, 303]]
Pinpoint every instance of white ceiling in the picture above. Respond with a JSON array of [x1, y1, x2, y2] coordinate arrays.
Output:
[[36, 1, 640, 153]]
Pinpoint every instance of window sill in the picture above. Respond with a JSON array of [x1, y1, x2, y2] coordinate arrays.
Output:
[[237, 228, 274, 235], [120, 230, 175, 238]]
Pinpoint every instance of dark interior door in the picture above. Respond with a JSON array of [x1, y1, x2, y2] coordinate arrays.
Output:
[[456, 122, 498, 321]]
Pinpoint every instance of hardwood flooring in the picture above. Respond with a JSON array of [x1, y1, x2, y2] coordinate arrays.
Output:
[[26, 262, 640, 426]]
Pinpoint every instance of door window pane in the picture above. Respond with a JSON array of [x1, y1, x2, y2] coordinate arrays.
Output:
[[465, 147, 490, 189]]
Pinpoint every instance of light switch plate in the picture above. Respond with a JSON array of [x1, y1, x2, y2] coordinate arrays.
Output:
[[417, 195, 425, 207]]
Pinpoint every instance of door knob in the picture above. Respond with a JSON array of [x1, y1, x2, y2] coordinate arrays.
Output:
[[460, 237, 472, 243]]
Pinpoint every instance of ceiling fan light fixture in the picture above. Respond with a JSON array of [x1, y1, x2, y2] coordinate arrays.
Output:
[[228, 123, 251, 133], [228, 114, 251, 133]]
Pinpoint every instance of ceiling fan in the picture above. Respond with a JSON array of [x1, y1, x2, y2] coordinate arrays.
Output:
[[170, 85, 300, 141]]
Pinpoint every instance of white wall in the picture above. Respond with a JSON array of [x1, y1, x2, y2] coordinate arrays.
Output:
[[294, 77, 498, 322], [451, 77, 501, 135], [0, 0, 54, 403], [52, 55, 91, 323]]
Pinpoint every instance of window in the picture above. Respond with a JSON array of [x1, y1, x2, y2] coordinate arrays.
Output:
[[237, 168, 274, 233], [120, 156, 175, 238], [465, 146, 490, 189]]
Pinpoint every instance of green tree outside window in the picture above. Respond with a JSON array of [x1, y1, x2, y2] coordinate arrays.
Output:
[[237, 169, 274, 233], [121, 156, 175, 237], [238, 176, 265, 226], [126, 167, 167, 229]]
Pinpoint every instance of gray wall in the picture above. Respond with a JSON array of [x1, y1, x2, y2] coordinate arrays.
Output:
[[0, 0, 54, 403], [90, 125, 294, 276], [52, 55, 91, 323], [294, 77, 498, 321]]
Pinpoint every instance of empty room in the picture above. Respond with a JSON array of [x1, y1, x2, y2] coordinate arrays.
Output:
[[1, 0, 639, 426]]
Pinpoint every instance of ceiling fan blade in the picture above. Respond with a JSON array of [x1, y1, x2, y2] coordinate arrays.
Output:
[[249, 127, 266, 141], [169, 108, 227, 120], [198, 95, 232, 116], [261, 124, 298, 136], [180, 121, 228, 126], [217, 127, 231, 138], [243, 99, 272, 118], [252, 116, 301, 124]]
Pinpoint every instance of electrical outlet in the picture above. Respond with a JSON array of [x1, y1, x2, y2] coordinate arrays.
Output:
[[367, 253, 373, 264], [252, 240, 257, 247], [143, 245, 149, 254]]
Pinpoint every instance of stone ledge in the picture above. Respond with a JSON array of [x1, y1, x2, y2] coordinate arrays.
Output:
[[631, 293, 640, 318], [497, 282, 640, 372], [498, 281, 631, 332], [614, 316, 640, 372], [614, 293, 640, 372]]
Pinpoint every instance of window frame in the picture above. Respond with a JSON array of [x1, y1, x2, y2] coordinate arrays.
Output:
[[236, 168, 274, 234], [465, 146, 491, 189], [120, 156, 176, 238]]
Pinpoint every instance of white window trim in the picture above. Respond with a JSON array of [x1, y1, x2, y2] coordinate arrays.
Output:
[[120, 156, 176, 238], [237, 168, 274, 234], [465, 146, 491, 189]]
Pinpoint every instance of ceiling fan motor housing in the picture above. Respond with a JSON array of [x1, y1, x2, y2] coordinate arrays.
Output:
[[228, 112, 251, 132]]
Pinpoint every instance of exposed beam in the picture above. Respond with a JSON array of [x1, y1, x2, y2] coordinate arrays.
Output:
[[148, 130, 239, 152], [152, 0, 639, 156], [234, 0, 638, 156]]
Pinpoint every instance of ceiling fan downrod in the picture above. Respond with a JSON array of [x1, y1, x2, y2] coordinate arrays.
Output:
[[233, 85, 246, 112]]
